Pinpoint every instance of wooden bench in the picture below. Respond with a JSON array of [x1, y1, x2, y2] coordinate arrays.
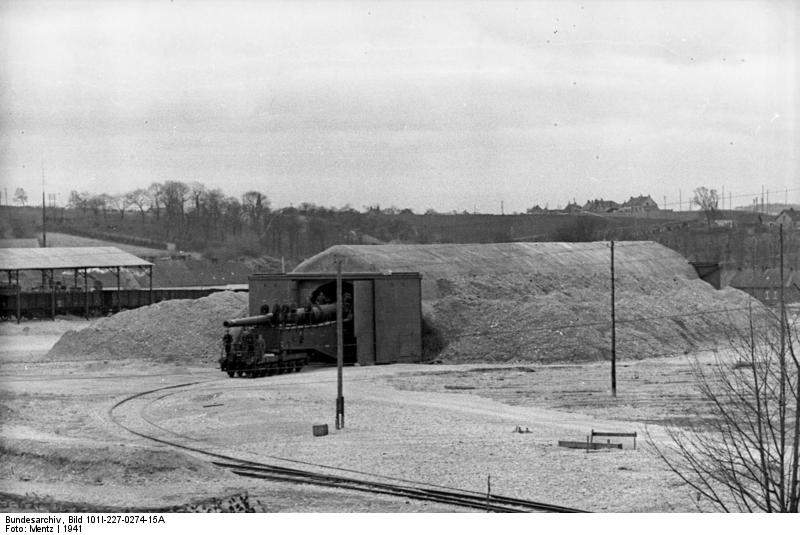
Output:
[[591, 429, 637, 450], [558, 440, 621, 451]]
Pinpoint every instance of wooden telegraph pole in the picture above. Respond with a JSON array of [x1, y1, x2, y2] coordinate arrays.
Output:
[[41, 159, 47, 247], [335, 258, 345, 429], [610, 240, 617, 397], [42, 191, 46, 247], [780, 224, 785, 364]]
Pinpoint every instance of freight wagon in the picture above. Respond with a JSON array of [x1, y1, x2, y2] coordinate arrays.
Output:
[[0, 286, 246, 321]]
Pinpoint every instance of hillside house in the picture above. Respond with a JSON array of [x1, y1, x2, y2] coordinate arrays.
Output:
[[619, 195, 659, 213], [729, 268, 800, 304], [526, 205, 546, 214], [774, 208, 799, 230], [734, 212, 771, 234], [582, 199, 620, 213]]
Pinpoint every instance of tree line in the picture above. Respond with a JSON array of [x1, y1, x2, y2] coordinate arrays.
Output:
[[55, 181, 425, 261]]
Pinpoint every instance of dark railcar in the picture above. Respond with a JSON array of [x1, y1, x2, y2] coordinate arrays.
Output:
[[0, 287, 241, 320], [219, 302, 355, 378]]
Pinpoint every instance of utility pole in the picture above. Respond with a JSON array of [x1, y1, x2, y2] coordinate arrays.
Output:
[[335, 258, 345, 429], [610, 240, 617, 398], [679, 189, 682, 212], [780, 224, 785, 360], [41, 190, 46, 247], [41, 159, 46, 247], [778, 224, 787, 471]]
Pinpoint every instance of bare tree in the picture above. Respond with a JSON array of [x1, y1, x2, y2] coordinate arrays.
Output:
[[652, 306, 799, 512], [13, 187, 27, 206], [692, 186, 720, 228], [242, 191, 271, 245], [107, 194, 128, 219], [222, 196, 243, 236], [87, 193, 111, 219], [67, 190, 89, 213], [125, 189, 151, 225], [204, 188, 225, 240], [147, 182, 164, 221], [162, 180, 191, 230]]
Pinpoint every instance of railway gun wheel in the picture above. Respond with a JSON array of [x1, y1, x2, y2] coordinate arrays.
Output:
[[266, 365, 275, 376], [236, 370, 244, 377], [227, 371, 235, 378]]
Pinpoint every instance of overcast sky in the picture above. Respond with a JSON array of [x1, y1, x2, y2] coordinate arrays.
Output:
[[1, 0, 797, 213]]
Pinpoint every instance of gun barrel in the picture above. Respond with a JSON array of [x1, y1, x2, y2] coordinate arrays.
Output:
[[301, 303, 338, 323], [223, 314, 273, 328]]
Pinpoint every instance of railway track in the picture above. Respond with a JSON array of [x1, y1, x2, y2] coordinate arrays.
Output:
[[109, 381, 588, 513], [212, 460, 585, 513]]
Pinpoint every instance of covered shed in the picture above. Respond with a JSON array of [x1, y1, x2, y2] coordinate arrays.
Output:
[[0, 247, 153, 322], [248, 271, 422, 365]]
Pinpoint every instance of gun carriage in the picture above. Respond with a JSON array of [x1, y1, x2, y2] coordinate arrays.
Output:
[[219, 300, 354, 378]]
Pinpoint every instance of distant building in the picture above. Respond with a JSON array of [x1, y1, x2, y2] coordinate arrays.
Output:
[[581, 199, 619, 213], [619, 195, 659, 213], [729, 268, 800, 304], [563, 201, 582, 214], [526, 205, 546, 214], [774, 208, 799, 230], [734, 212, 770, 233]]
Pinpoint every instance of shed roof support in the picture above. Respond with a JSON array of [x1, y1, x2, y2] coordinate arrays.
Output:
[[51, 268, 55, 320], [84, 268, 89, 320], [15, 270, 20, 324]]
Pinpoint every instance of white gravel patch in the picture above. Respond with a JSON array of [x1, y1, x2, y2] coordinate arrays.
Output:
[[149, 364, 696, 512]]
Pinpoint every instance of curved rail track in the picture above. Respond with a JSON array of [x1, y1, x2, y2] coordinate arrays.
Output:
[[109, 381, 588, 513]]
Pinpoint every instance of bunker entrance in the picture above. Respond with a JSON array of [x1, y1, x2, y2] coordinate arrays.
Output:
[[309, 281, 353, 306], [301, 280, 356, 364]]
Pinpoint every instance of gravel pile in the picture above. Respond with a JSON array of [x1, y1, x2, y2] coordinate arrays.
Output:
[[47, 291, 248, 363], [294, 242, 764, 363], [429, 270, 758, 363]]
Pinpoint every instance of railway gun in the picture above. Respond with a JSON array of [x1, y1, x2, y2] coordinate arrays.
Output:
[[219, 299, 355, 378]]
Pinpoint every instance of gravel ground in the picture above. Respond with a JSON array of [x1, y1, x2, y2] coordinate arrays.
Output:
[[0, 319, 742, 513], [147, 364, 698, 512]]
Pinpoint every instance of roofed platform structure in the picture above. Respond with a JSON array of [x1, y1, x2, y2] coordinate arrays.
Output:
[[0, 247, 152, 322]]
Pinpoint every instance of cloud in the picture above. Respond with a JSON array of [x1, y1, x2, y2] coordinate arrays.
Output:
[[0, 0, 796, 212]]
